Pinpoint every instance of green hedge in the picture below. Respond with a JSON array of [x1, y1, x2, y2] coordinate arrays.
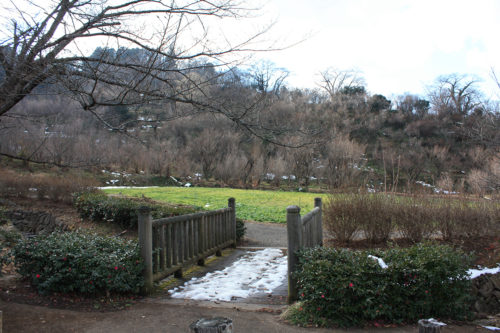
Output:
[[74, 191, 247, 240], [236, 218, 246, 241], [12, 231, 144, 294], [73, 191, 199, 228], [291, 243, 472, 327]]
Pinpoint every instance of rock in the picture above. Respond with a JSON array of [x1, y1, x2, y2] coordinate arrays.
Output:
[[491, 275, 500, 290], [190, 317, 233, 333], [479, 279, 495, 298], [6, 210, 67, 234]]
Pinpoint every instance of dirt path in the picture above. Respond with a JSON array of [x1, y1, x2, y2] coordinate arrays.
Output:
[[1, 299, 491, 333]]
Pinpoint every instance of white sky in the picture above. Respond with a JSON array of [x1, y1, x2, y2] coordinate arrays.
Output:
[[249, 0, 500, 99], [2, 0, 498, 100]]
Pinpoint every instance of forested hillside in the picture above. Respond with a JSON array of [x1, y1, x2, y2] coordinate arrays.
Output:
[[1, 48, 499, 194]]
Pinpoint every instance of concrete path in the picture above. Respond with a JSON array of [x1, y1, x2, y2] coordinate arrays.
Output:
[[243, 221, 287, 248]]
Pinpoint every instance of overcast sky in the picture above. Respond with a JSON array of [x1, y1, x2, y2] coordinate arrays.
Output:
[[251, 0, 500, 99]]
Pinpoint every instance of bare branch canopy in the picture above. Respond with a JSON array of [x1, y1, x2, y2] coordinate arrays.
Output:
[[0, 0, 285, 135]]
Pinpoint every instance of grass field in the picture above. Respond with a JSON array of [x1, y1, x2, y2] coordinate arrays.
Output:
[[102, 187, 327, 223]]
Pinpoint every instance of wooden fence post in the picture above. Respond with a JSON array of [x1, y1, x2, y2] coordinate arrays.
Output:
[[314, 197, 323, 246], [287, 205, 302, 303], [228, 198, 236, 247], [138, 206, 154, 294]]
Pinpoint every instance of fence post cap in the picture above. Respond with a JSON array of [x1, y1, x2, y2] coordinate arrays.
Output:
[[228, 197, 235, 204], [137, 206, 151, 214], [287, 205, 301, 214]]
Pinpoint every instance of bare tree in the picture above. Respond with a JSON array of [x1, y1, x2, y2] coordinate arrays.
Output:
[[0, 0, 276, 131], [248, 60, 289, 95], [318, 68, 365, 101], [428, 74, 482, 116], [492, 68, 500, 93]]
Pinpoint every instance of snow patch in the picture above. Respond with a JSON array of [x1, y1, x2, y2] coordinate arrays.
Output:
[[468, 266, 500, 279], [169, 248, 287, 302], [424, 318, 446, 326], [368, 255, 388, 269], [482, 326, 500, 331]]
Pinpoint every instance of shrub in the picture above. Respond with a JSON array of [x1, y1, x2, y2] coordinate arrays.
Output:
[[324, 194, 394, 244], [236, 218, 246, 241], [0, 168, 98, 203], [73, 191, 199, 228], [11, 231, 144, 294], [359, 195, 394, 243], [393, 197, 435, 243], [431, 199, 498, 241], [324, 193, 498, 244], [323, 194, 361, 243], [434, 201, 458, 241], [452, 201, 498, 239], [292, 243, 472, 327], [0, 228, 22, 247]]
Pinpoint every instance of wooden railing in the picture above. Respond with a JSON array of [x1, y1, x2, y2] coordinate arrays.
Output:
[[286, 197, 323, 302], [138, 198, 236, 293]]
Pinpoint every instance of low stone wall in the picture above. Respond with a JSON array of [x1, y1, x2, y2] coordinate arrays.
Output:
[[472, 273, 500, 315], [5, 210, 67, 234]]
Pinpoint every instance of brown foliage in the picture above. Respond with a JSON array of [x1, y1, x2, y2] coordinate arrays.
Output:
[[324, 193, 498, 244], [0, 168, 98, 204], [323, 194, 361, 243], [393, 197, 435, 243]]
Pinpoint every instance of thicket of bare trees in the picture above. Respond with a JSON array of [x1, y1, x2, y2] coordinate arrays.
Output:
[[1, 67, 498, 194]]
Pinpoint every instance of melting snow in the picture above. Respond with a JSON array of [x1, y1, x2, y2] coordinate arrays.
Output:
[[468, 266, 500, 279], [368, 255, 388, 269], [483, 326, 500, 331], [425, 318, 447, 326], [169, 248, 287, 302]]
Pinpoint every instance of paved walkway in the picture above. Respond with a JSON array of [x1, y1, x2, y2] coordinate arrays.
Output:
[[243, 221, 287, 248]]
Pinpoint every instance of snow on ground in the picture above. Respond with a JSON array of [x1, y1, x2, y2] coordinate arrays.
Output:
[[169, 248, 287, 302], [483, 326, 500, 331], [468, 266, 500, 279], [424, 318, 447, 326]]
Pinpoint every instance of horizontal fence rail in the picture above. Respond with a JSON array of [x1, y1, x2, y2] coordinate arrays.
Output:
[[287, 197, 323, 303], [138, 198, 236, 293]]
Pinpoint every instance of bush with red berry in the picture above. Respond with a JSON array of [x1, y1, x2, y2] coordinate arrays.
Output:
[[291, 243, 472, 327], [11, 231, 144, 295]]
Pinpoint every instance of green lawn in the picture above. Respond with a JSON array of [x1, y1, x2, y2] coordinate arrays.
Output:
[[102, 187, 327, 223]]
